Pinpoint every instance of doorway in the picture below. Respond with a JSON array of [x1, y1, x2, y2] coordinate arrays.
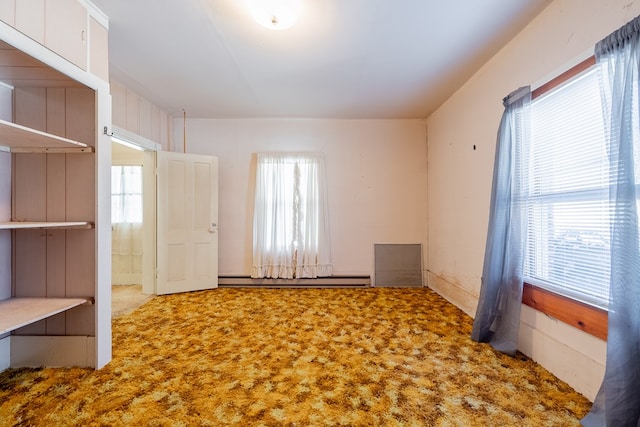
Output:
[[109, 127, 219, 310], [111, 141, 149, 316], [110, 126, 159, 316]]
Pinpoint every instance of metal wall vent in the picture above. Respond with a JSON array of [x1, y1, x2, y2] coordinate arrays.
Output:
[[374, 243, 423, 287]]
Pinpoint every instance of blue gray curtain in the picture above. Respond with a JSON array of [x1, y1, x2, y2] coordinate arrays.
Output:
[[471, 86, 530, 355], [582, 15, 640, 427]]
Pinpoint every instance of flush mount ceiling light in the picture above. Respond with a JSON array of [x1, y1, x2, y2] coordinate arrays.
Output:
[[250, 0, 301, 31]]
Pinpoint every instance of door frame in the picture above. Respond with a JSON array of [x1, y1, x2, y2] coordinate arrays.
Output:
[[110, 126, 160, 295]]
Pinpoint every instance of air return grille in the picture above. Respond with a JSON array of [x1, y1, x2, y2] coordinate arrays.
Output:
[[374, 244, 423, 287]]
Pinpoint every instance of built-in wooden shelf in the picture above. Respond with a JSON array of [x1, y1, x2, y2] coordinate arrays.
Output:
[[0, 118, 88, 150], [0, 221, 93, 230], [10, 147, 93, 153], [0, 297, 90, 334]]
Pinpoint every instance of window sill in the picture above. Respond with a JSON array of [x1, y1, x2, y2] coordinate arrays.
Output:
[[522, 283, 608, 341]]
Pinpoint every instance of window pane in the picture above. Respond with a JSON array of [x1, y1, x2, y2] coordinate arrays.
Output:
[[111, 166, 143, 223], [525, 67, 611, 309]]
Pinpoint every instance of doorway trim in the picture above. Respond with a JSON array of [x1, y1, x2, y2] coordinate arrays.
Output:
[[111, 126, 161, 152]]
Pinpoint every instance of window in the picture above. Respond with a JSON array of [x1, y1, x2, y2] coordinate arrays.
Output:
[[525, 60, 613, 310], [252, 152, 332, 279], [111, 165, 143, 223]]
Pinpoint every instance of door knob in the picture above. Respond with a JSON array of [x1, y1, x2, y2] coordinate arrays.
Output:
[[208, 223, 217, 233]]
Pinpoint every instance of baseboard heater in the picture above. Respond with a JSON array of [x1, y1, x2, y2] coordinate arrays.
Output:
[[218, 275, 371, 288]]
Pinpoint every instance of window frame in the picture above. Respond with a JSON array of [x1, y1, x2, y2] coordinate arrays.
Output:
[[523, 55, 608, 341]]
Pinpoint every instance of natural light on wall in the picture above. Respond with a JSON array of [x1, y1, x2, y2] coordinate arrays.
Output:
[[249, 0, 301, 30]]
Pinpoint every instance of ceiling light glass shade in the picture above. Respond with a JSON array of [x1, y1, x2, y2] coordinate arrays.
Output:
[[250, 0, 300, 30]]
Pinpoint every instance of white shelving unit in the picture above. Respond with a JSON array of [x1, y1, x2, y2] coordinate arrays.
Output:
[[0, 1, 112, 371], [0, 119, 95, 335]]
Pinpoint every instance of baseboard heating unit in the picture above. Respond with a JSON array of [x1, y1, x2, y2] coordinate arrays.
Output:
[[218, 276, 371, 288]]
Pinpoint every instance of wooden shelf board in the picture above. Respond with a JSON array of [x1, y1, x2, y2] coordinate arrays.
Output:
[[0, 119, 87, 149], [0, 297, 89, 334], [10, 146, 93, 154], [0, 221, 93, 230]]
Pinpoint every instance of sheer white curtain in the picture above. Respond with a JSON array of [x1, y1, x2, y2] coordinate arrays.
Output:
[[112, 166, 143, 285], [252, 152, 333, 279]]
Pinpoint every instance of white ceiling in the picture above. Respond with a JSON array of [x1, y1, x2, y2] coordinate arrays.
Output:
[[90, 0, 551, 119]]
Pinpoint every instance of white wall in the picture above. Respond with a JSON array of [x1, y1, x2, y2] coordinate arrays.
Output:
[[178, 118, 428, 279], [427, 0, 640, 401]]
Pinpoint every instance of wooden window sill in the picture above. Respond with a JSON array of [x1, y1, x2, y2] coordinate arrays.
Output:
[[522, 283, 608, 341]]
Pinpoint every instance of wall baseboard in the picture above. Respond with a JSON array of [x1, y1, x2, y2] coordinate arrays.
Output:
[[218, 275, 371, 288], [426, 271, 478, 317]]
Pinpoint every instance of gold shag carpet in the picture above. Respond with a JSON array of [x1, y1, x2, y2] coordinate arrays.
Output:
[[0, 288, 591, 426]]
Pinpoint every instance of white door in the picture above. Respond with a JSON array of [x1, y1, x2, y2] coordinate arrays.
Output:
[[156, 151, 218, 295]]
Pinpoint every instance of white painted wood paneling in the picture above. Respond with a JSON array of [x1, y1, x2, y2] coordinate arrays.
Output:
[[110, 79, 126, 129], [12, 154, 46, 221], [13, 230, 46, 297], [0, 0, 14, 27], [46, 88, 66, 137], [11, 336, 95, 368], [45, 153, 67, 335], [151, 103, 160, 143], [15, 87, 45, 130], [138, 96, 151, 139], [125, 87, 139, 133], [15, 0, 44, 44], [160, 109, 169, 150], [110, 78, 174, 150], [88, 16, 108, 82], [65, 87, 95, 146], [44, 0, 87, 70]]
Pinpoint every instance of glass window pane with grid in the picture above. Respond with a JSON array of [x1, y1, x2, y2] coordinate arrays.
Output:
[[111, 165, 143, 223]]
